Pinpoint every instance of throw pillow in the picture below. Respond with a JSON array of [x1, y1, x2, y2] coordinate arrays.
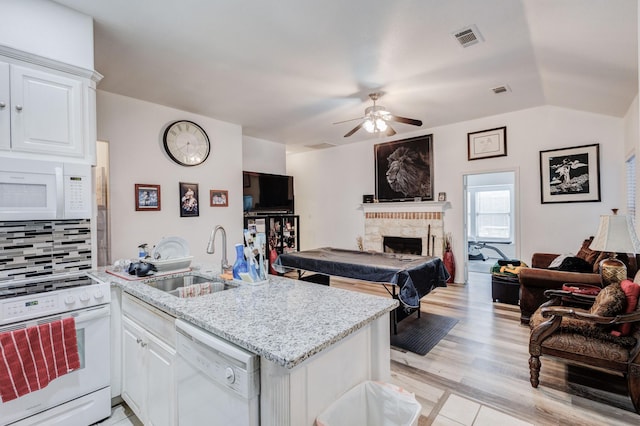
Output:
[[589, 282, 626, 317], [576, 236, 600, 265], [611, 279, 640, 337]]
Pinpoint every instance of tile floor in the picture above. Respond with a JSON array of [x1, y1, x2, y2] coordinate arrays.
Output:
[[432, 394, 533, 426]]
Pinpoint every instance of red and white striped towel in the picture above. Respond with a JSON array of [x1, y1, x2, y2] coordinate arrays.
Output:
[[0, 317, 80, 402]]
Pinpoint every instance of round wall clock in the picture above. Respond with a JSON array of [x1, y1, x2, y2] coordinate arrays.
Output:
[[162, 120, 210, 166]]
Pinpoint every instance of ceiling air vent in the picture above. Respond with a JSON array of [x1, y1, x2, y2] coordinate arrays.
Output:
[[453, 25, 483, 48], [491, 85, 511, 94], [306, 142, 336, 150]]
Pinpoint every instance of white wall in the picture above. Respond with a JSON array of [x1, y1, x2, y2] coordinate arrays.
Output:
[[97, 91, 244, 269], [243, 136, 287, 174], [1, 0, 94, 69], [287, 105, 626, 282]]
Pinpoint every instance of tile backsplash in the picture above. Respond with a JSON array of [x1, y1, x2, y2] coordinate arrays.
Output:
[[0, 220, 92, 280]]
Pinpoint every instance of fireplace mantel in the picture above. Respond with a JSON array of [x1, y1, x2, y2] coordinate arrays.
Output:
[[361, 201, 450, 214]]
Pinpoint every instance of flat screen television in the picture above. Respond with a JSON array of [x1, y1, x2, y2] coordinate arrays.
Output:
[[242, 171, 294, 214]]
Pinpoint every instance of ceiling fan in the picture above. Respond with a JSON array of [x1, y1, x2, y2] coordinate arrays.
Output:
[[336, 93, 423, 138]]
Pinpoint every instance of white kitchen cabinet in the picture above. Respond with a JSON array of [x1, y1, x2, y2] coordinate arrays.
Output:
[[121, 294, 177, 426], [0, 62, 9, 151], [0, 46, 102, 162], [9, 64, 84, 157]]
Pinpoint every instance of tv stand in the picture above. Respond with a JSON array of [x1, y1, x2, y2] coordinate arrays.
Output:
[[244, 214, 300, 275]]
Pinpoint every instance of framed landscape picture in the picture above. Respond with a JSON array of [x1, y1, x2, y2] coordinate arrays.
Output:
[[539, 143, 601, 204], [135, 184, 161, 211], [374, 134, 434, 202], [179, 182, 199, 217]]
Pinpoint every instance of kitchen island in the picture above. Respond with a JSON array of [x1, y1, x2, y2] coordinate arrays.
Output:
[[90, 267, 398, 425]]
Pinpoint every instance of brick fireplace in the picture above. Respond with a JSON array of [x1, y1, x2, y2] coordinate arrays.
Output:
[[362, 202, 447, 258]]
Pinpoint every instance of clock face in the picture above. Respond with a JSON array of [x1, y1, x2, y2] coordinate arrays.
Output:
[[163, 120, 210, 166]]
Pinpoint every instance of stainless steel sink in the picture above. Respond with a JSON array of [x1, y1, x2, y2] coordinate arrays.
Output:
[[143, 274, 236, 297]]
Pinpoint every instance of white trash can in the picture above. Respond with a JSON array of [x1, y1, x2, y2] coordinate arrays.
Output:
[[315, 381, 421, 426]]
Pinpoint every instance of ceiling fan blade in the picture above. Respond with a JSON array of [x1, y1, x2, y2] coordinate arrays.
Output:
[[344, 122, 364, 137], [385, 125, 397, 137], [389, 115, 423, 127], [333, 116, 365, 125]]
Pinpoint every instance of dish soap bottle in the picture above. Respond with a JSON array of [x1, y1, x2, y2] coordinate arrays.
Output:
[[232, 243, 248, 280]]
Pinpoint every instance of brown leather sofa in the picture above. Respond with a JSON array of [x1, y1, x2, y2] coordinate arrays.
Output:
[[519, 236, 639, 325], [519, 252, 601, 324]]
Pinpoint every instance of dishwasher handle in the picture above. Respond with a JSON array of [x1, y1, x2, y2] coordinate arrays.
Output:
[[176, 319, 257, 368]]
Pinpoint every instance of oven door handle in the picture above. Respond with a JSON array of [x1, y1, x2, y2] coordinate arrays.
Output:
[[72, 305, 110, 324], [0, 305, 110, 332]]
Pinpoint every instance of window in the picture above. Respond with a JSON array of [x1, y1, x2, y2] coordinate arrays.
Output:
[[627, 154, 636, 226], [467, 185, 514, 242]]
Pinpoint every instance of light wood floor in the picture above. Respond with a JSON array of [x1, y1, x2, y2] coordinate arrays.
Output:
[[331, 272, 640, 426]]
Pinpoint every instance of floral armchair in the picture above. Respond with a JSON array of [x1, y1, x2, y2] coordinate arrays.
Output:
[[528, 277, 640, 413]]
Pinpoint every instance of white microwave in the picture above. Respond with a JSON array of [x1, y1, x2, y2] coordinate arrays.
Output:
[[0, 158, 92, 221]]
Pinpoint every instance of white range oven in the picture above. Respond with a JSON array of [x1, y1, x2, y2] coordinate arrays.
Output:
[[0, 272, 111, 426]]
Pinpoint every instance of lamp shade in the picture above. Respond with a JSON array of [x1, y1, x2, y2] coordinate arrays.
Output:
[[589, 214, 640, 254]]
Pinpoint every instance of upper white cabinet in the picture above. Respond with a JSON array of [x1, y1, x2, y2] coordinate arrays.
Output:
[[10, 64, 83, 157], [0, 62, 8, 151], [0, 46, 102, 163]]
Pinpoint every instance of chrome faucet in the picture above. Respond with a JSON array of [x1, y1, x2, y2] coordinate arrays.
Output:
[[206, 225, 232, 273]]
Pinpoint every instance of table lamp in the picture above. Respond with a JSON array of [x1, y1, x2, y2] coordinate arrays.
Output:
[[589, 209, 640, 286]]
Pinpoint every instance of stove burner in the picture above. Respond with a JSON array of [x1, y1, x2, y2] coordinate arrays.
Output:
[[0, 275, 94, 299]]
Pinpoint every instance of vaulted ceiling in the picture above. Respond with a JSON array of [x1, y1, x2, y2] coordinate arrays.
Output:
[[53, 0, 638, 153]]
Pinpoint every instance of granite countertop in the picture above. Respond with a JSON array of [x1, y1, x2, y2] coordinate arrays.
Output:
[[89, 266, 398, 369]]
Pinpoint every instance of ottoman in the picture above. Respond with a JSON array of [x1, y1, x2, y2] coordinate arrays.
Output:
[[491, 273, 520, 305]]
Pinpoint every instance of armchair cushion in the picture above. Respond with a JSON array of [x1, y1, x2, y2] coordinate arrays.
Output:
[[529, 321, 634, 360]]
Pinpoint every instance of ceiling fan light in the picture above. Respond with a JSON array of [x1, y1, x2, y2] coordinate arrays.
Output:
[[375, 118, 387, 131], [363, 119, 375, 133]]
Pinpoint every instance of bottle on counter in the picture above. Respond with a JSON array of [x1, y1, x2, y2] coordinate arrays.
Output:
[[232, 243, 248, 280], [138, 243, 149, 259]]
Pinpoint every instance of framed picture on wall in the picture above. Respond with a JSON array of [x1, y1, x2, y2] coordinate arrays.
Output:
[[539, 143, 601, 204], [467, 126, 507, 161], [179, 182, 199, 217], [374, 134, 434, 202], [210, 190, 229, 207], [135, 184, 161, 211]]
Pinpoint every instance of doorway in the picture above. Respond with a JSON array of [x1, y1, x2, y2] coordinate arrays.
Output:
[[96, 140, 111, 267], [463, 170, 519, 282]]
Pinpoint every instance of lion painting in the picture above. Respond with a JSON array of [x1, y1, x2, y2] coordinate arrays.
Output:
[[385, 146, 431, 197]]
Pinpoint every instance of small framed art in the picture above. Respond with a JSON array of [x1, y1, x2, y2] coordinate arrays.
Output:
[[179, 182, 199, 217], [467, 126, 507, 161], [210, 190, 229, 207], [135, 184, 161, 211], [539, 143, 601, 204]]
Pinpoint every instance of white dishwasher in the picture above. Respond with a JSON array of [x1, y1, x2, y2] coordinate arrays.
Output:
[[175, 319, 260, 426]]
